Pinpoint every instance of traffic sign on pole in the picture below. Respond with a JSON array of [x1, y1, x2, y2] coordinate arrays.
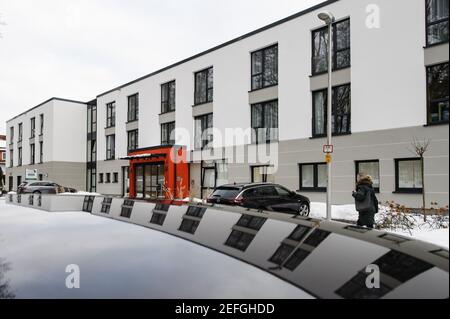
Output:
[[323, 145, 334, 154]]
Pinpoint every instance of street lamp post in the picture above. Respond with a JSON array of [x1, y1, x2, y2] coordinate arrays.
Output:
[[318, 11, 335, 221]]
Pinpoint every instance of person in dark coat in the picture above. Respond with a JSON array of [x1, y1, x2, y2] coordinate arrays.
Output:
[[352, 174, 379, 228]]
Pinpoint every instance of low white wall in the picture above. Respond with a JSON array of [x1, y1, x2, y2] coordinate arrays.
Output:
[[5, 194, 88, 212]]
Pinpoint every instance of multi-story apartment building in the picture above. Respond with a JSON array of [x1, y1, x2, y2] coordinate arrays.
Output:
[[5, 98, 87, 191], [5, 0, 449, 207], [0, 135, 5, 191]]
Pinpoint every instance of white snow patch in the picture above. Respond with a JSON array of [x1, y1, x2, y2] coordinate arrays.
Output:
[[57, 192, 101, 196], [310, 202, 359, 221]]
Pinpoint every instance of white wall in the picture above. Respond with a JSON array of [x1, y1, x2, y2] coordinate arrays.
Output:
[[52, 100, 87, 162], [6, 99, 86, 166], [95, 0, 431, 162]]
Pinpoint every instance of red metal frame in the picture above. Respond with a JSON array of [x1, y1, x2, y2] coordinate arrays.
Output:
[[128, 146, 189, 200]]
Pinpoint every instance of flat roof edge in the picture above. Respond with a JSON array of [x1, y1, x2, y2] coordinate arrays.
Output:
[[96, 0, 339, 98], [6, 97, 88, 123]]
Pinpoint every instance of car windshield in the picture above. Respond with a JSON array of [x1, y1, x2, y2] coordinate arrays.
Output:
[[210, 187, 241, 199]]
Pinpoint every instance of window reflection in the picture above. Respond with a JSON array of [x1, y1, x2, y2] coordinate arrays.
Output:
[[225, 215, 267, 252], [336, 250, 434, 299], [178, 206, 207, 235], [269, 225, 330, 271]]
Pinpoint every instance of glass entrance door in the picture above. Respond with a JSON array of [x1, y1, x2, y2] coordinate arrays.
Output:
[[135, 163, 165, 199]]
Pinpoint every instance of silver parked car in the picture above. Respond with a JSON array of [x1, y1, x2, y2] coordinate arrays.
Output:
[[17, 181, 77, 194]]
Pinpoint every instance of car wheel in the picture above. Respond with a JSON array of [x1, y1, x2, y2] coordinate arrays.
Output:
[[33, 191, 41, 195], [298, 203, 310, 217]]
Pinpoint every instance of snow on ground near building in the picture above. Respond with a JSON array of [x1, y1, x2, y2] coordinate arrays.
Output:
[[310, 202, 449, 249]]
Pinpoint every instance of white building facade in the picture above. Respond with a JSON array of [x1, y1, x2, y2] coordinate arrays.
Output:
[[5, 98, 87, 191], [5, 0, 449, 207]]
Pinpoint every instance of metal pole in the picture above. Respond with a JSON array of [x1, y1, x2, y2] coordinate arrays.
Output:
[[326, 21, 333, 221]]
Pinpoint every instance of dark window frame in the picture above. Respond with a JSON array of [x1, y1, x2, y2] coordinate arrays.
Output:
[[30, 117, 36, 138], [18, 147, 22, 167], [106, 173, 111, 184], [30, 143, 35, 165], [426, 62, 449, 125], [113, 172, 119, 184], [312, 83, 352, 138], [127, 130, 139, 153], [251, 165, 274, 183], [106, 101, 116, 128], [18, 123, 23, 142], [99, 173, 104, 184], [299, 162, 327, 192], [194, 113, 214, 150], [251, 44, 279, 91], [311, 18, 351, 76], [355, 160, 380, 193], [194, 67, 214, 105], [127, 93, 139, 122], [106, 134, 116, 160], [161, 81, 176, 114], [426, 0, 450, 46], [39, 114, 44, 135], [394, 158, 424, 194], [251, 99, 279, 144], [161, 122, 176, 146]]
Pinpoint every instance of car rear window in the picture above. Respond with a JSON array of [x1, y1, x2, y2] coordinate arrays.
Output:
[[211, 187, 242, 199]]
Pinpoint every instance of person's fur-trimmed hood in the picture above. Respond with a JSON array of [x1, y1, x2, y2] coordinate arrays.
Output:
[[357, 175, 374, 187]]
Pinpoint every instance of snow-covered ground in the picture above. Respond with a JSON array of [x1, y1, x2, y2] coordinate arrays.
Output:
[[310, 202, 449, 249]]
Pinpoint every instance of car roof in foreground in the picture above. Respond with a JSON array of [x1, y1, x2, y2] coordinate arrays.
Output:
[[0, 199, 448, 299]]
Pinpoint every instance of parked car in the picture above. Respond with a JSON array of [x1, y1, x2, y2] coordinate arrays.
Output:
[[17, 181, 77, 194], [207, 183, 311, 216]]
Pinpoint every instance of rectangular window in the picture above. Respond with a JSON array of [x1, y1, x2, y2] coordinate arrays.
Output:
[[195, 67, 214, 105], [128, 94, 139, 122], [251, 44, 278, 90], [106, 173, 111, 184], [82, 196, 95, 213], [251, 166, 275, 183], [18, 147, 22, 166], [39, 141, 43, 163], [333, 19, 351, 70], [312, 84, 351, 137], [426, 0, 449, 46], [9, 150, 13, 167], [194, 113, 213, 150], [40, 114, 44, 135], [427, 62, 449, 124], [312, 18, 351, 75], [9, 127, 14, 144], [299, 163, 327, 192], [30, 117, 36, 138], [127, 130, 139, 152], [395, 158, 423, 193], [251, 100, 279, 144], [106, 102, 116, 128], [113, 172, 119, 183], [101, 198, 113, 214], [161, 81, 176, 113], [161, 122, 175, 146], [30, 144, 35, 165], [18, 123, 23, 142], [356, 160, 380, 192], [99, 173, 104, 184], [106, 135, 115, 160]]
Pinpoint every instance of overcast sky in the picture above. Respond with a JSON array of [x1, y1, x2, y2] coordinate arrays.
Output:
[[0, 0, 322, 133]]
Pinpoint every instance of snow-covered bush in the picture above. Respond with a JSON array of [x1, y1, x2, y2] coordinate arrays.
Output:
[[376, 201, 449, 235]]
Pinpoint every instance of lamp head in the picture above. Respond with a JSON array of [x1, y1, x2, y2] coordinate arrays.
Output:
[[318, 11, 335, 24]]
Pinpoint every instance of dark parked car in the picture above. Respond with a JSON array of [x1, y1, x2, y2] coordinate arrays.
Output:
[[17, 181, 77, 194], [207, 183, 311, 216]]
